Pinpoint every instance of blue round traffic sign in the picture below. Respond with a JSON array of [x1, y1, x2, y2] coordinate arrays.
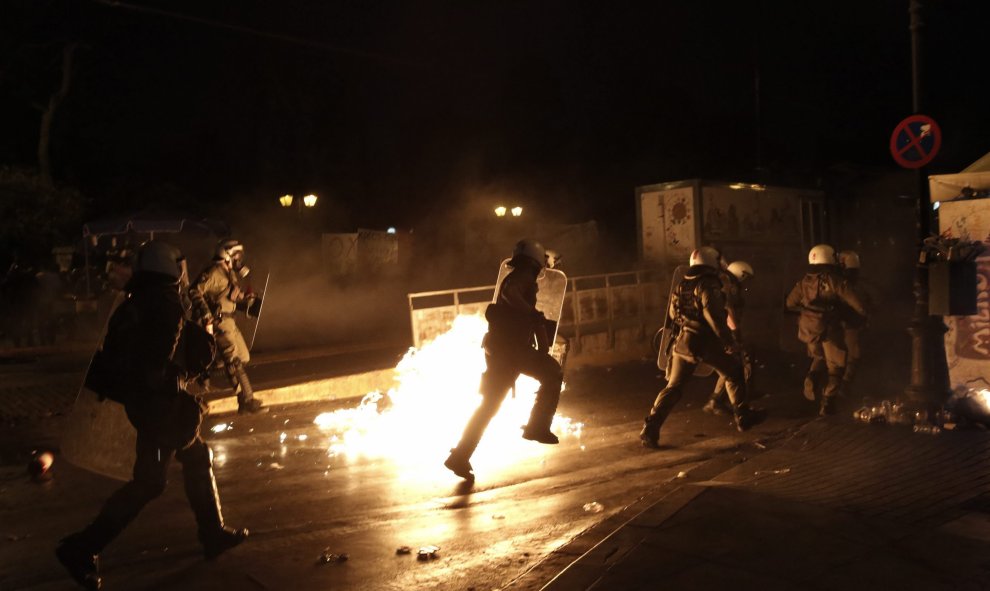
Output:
[[890, 114, 941, 169]]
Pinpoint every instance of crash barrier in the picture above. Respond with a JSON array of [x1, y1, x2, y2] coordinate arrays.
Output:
[[407, 268, 670, 362], [63, 369, 397, 481]]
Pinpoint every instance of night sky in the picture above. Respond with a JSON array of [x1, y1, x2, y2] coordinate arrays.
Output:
[[2, 0, 989, 233]]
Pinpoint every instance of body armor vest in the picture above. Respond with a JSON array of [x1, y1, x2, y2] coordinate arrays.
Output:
[[673, 277, 704, 326], [801, 273, 835, 314]]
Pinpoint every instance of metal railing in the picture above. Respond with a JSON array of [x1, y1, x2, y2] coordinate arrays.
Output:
[[407, 268, 670, 351]]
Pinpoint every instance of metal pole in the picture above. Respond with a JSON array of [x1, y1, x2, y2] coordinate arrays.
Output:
[[904, 0, 950, 408]]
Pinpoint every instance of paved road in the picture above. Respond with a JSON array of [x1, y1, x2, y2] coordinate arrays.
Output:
[[0, 358, 812, 591], [0, 341, 408, 421]]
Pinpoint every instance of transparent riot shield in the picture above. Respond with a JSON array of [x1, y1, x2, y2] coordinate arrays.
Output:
[[493, 259, 569, 365], [60, 291, 137, 481]]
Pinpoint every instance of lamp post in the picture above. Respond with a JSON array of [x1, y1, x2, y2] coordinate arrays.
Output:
[[903, 0, 950, 409], [278, 193, 318, 213]]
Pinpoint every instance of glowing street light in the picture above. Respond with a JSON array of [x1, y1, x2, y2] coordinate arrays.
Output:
[[510, 206, 523, 217], [494, 205, 507, 217], [303, 194, 318, 208], [279, 194, 294, 207]]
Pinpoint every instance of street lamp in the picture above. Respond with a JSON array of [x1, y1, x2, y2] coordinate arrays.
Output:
[[279, 193, 318, 210], [494, 205, 507, 217], [510, 206, 523, 217]]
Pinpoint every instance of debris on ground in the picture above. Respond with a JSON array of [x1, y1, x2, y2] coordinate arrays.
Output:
[[318, 549, 349, 564], [492, 514, 505, 520], [753, 440, 768, 450], [417, 545, 440, 560], [396, 546, 412, 555], [583, 502, 604, 513], [676, 471, 688, 479], [268, 462, 284, 470], [854, 400, 933, 428], [754, 468, 791, 477]]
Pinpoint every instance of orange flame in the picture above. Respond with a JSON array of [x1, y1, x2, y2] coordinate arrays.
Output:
[[313, 315, 582, 476]]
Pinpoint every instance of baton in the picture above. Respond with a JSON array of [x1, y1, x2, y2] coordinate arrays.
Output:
[[248, 271, 270, 351]]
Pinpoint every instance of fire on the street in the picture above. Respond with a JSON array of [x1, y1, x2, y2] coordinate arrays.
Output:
[[313, 315, 583, 473]]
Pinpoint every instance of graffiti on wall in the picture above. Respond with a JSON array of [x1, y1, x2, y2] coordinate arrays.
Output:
[[939, 199, 990, 385], [949, 257, 990, 361], [639, 187, 696, 265], [702, 187, 801, 242]]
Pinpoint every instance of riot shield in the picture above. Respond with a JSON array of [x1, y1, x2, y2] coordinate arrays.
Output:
[[493, 259, 568, 365], [655, 265, 713, 378], [60, 292, 137, 481]]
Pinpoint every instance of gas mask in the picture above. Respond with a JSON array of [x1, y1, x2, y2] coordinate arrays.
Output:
[[231, 252, 250, 278]]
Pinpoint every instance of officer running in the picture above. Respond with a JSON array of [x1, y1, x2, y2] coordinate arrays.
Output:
[[188, 239, 264, 414], [703, 260, 755, 416], [56, 241, 248, 590], [785, 244, 867, 415], [445, 239, 564, 481], [641, 247, 762, 448]]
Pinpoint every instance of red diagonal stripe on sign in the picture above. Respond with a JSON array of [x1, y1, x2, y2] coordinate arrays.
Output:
[[897, 125, 928, 158]]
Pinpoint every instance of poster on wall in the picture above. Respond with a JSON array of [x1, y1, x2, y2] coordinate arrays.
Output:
[[939, 199, 990, 389], [701, 187, 801, 243], [640, 191, 664, 264], [660, 187, 696, 264]]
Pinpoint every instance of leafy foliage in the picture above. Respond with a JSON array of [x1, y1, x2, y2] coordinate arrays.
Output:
[[0, 166, 86, 267]]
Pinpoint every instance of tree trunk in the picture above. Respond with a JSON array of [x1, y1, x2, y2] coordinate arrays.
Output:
[[38, 42, 77, 188]]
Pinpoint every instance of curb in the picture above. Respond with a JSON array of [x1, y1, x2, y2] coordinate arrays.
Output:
[[207, 367, 397, 415]]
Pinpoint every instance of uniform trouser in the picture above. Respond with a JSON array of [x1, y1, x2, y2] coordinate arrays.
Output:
[[806, 339, 847, 400], [216, 317, 253, 403], [452, 348, 563, 460], [217, 317, 250, 364], [711, 351, 752, 403], [70, 428, 225, 554], [842, 328, 861, 384], [649, 347, 746, 427]]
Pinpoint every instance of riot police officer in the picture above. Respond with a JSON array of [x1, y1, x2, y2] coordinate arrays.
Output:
[[189, 239, 264, 414], [56, 241, 248, 590], [444, 239, 563, 481], [641, 248, 761, 448], [703, 260, 754, 415], [785, 244, 867, 415]]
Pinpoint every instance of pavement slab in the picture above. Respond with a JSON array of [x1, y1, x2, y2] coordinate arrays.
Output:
[[531, 416, 990, 591]]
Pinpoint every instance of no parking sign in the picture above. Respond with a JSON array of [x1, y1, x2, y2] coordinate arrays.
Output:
[[890, 114, 941, 169]]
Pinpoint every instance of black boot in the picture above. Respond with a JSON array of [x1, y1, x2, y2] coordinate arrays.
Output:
[[229, 360, 265, 415], [703, 397, 732, 416], [521, 410, 559, 445], [734, 405, 766, 432], [521, 424, 559, 444], [639, 416, 661, 449], [182, 444, 249, 560], [56, 534, 102, 590], [443, 448, 475, 481]]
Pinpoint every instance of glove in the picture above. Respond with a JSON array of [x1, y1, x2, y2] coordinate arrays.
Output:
[[246, 296, 263, 318]]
